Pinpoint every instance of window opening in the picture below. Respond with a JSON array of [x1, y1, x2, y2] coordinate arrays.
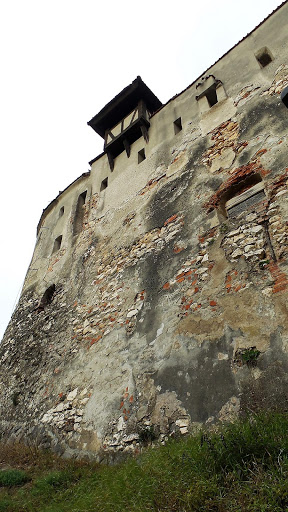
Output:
[[206, 87, 218, 107], [138, 148, 146, 164], [221, 176, 265, 218], [52, 235, 62, 253], [256, 47, 273, 68], [59, 206, 64, 218], [281, 86, 288, 108], [36, 284, 56, 312], [173, 117, 182, 134], [73, 190, 87, 235], [100, 177, 108, 191], [196, 76, 224, 113]]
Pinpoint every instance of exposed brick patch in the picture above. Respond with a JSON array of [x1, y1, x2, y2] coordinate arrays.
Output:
[[261, 64, 288, 96], [268, 169, 288, 201], [201, 120, 241, 168], [234, 84, 260, 106], [268, 262, 288, 294], [224, 270, 247, 294]]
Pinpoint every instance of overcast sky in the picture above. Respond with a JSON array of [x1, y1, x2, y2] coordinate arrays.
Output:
[[0, 0, 283, 340]]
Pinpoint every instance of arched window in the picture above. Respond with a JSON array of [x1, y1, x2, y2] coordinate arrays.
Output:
[[36, 284, 56, 312]]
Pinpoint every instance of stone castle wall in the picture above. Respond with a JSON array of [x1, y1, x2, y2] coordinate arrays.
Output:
[[1, 3, 288, 460]]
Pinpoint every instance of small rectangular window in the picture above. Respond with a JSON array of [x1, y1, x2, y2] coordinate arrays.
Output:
[[206, 87, 218, 107], [173, 117, 182, 134], [100, 177, 108, 191], [256, 47, 273, 68], [138, 148, 146, 164]]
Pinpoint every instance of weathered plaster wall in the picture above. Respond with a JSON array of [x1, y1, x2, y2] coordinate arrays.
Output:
[[1, 3, 288, 460]]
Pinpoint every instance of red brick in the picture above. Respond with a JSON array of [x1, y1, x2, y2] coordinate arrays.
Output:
[[164, 214, 178, 226], [255, 149, 267, 157], [273, 283, 288, 293], [173, 246, 184, 253]]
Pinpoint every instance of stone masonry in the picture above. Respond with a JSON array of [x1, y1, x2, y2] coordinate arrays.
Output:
[[1, 3, 288, 460]]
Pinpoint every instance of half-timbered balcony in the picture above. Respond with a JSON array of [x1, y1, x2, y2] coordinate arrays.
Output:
[[88, 77, 162, 170], [104, 101, 150, 159]]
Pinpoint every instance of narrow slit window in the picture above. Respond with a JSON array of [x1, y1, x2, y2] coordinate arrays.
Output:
[[59, 206, 64, 218], [174, 117, 182, 134], [100, 177, 108, 192], [138, 148, 146, 164], [73, 191, 87, 235], [52, 235, 62, 253], [256, 47, 273, 68]]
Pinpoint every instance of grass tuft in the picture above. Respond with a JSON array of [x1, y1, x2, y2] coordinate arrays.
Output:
[[0, 469, 30, 487]]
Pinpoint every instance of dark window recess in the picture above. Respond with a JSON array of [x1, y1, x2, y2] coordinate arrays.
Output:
[[206, 87, 218, 107], [52, 235, 62, 253], [280, 86, 288, 108], [256, 47, 273, 68], [100, 177, 108, 191], [59, 206, 64, 217], [73, 191, 87, 235], [138, 148, 146, 163], [174, 117, 182, 134], [36, 284, 56, 312]]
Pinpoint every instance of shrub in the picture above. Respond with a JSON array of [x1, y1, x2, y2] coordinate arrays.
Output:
[[0, 469, 30, 487]]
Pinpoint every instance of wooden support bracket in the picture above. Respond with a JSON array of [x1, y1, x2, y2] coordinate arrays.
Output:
[[123, 138, 131, 157]]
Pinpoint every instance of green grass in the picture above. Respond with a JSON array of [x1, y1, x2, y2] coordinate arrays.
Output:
[[1, 412, 288, 511]]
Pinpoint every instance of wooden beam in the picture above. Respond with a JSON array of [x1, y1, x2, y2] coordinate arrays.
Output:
[[123, 138, 131, 158]]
